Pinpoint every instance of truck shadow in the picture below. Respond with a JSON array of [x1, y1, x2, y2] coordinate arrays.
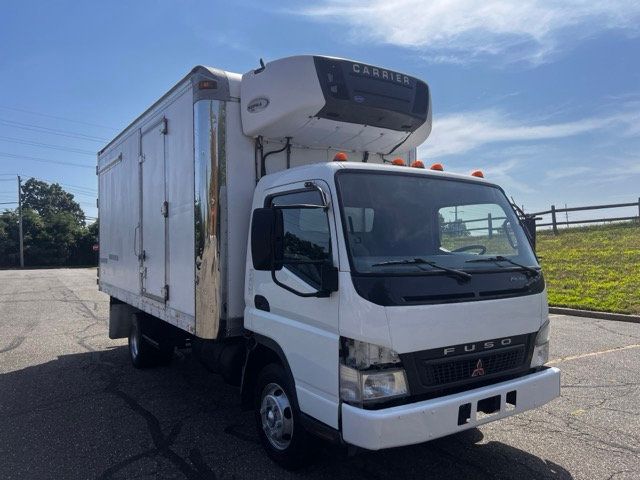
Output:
[[0, 346, 573, 480]]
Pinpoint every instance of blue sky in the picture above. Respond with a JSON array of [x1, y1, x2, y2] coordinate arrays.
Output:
[[1, 0, 639, 222]]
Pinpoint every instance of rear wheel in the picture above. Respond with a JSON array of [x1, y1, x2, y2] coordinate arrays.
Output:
[[254, 363, 314, 470], [128, 314, 172, 368]]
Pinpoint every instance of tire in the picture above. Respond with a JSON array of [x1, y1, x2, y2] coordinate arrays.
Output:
[[128, 314, 169, 368], [254, 363, 314, 470]]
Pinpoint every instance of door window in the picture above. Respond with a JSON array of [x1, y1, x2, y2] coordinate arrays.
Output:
[[269, 190, 332, 287]]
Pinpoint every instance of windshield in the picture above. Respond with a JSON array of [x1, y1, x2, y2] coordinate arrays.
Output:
[[336, 171, 538, 275]]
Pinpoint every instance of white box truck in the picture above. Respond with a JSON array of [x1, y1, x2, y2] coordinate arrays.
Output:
[[98, 55, 560, 469]]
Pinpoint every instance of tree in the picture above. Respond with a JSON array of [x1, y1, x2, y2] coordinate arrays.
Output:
[[21, 178, 85, 226], [0, 210, 20, 267], [0, 180, 97, 267]]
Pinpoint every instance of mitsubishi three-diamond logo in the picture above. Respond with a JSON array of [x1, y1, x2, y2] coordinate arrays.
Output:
[[471, 359, 486, 377]]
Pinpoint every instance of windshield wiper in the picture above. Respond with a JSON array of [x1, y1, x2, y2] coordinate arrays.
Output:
[[372, 258, 472, 282], [465, 256, 540, 277]]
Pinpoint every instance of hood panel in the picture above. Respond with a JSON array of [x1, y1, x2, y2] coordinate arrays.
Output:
[[385, 293, 545, 354]]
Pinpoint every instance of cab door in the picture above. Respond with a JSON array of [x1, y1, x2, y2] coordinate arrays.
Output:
[[247, 180, 341, 429]]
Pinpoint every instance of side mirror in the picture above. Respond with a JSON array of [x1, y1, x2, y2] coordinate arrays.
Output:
[[319, 263, 339, 296], [251, 208, 283, 271]]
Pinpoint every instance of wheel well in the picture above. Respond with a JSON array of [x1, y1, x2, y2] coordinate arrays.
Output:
[[241, 339, 293, 411]]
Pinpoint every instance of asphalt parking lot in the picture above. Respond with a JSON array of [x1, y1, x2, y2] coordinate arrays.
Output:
[[1, 268, 639, 480]]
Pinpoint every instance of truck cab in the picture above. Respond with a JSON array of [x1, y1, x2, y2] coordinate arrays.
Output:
[[244, 161, 558, 462]]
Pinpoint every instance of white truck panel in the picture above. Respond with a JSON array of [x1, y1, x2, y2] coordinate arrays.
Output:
[[385, 293, 545, 354], [140, 118, 167, 300], [241, 56, 326, 139], [98, 132, 141, 294], [163, 90, 195, 317], [224, 100, 257, 324]]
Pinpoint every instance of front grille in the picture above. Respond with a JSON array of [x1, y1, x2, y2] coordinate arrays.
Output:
[[420, 345, 526, 387]]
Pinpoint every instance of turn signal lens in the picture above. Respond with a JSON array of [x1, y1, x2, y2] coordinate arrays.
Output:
[[531, 320, 550, 368], [333, 152, 348, 161], [411, 160, 425, 168], [430, 163, 444, 171], [391, 158, 406, 166], [471, 170, 485, 178]]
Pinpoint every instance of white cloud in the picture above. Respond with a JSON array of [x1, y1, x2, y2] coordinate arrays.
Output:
[[482, 159, 536, 194], [298, 0, 640, 64], [419, 108, 639, 158], [544, 166, 594, 180]]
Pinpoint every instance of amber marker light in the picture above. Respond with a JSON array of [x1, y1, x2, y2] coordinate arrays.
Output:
[[333, 152, 348, 161], [471, 170, 485, 178], [430, 163, 444, 171], [198, 80, 218, 90], [411, 160, 425, 168], [391, 158, 407, 166]]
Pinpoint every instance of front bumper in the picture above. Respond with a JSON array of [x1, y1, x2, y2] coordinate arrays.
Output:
[[341, 366, 560, 450]]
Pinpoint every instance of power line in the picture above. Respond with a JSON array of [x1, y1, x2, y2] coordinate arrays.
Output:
[[0, 135, 95, 155], [68, 192, 96, 199], [0, 152, 94, 169], [0, 119, 109, 143], [0, 105, 118, 131], [27, 176, 97, 194]]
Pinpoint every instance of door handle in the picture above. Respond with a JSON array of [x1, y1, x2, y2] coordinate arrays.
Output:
[[133, 224, 140, 258]]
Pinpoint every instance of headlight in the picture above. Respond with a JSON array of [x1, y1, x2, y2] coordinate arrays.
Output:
[[530, 319, 550, 367], [340, 338, 409, 404], [340, 365, 408, 404]]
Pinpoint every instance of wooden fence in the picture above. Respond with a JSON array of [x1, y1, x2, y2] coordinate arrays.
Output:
[[526, 198, 640, 235]]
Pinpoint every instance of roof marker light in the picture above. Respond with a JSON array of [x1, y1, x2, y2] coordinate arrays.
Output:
[[471, 170, 484, 178], [333, 152, 348, 161], [198, 80, 218, 90], [411, 160, 425, 168], [392, 158, 407, 166], [430, 163, 444, 171]]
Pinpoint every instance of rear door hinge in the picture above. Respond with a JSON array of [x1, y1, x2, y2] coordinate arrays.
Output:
[[159, 117, 168, 135], [161, 201, 169, 217], [161, 285, 169, 301]]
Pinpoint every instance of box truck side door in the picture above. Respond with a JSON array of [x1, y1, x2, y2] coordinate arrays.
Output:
[[248, 181, 341, 429], [139, 118, 168, 301]]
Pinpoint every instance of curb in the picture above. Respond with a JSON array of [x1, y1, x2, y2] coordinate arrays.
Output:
[[549, 307, 640, 324]]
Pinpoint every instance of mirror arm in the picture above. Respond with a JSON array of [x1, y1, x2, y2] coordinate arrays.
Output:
[[270, 268, 327, 298], [304, 181, 330, 210]]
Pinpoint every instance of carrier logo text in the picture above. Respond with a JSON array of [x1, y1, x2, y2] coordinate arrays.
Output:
[[351, 63, 410, 85]]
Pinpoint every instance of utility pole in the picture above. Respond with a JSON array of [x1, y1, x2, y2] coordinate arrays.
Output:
[[18, 175, 24, 268]]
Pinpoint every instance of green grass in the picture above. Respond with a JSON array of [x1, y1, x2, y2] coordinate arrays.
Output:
[[537, 222, 640, 315]]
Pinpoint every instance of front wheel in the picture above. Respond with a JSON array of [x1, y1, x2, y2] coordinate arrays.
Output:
[[254, 363, 314, 470]]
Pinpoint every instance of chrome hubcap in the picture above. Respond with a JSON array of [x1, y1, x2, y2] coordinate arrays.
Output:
[[260, 383, 293, 450]]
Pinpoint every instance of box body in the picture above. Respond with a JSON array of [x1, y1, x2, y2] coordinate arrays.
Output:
[[98, 66, 251, 339]]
